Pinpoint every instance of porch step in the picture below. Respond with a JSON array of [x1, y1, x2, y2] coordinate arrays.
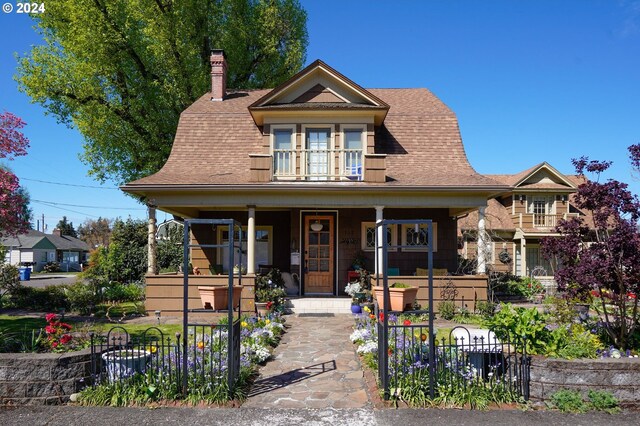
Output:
[[286, 297, 353, 314]]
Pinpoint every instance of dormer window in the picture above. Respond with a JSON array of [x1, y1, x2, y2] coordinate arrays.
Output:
[[270, 125, 365, 181]]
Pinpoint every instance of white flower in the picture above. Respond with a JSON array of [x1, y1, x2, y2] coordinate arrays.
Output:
[[357, 341, 378, 354]]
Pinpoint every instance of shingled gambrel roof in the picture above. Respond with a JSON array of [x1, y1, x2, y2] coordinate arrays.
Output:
[[127, 86, 504, 189]]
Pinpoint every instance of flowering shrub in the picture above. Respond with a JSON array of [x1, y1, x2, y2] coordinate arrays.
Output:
[[82, 313, 286, 405], [351, 313, 523, 408], [43, 313, 73, 352]]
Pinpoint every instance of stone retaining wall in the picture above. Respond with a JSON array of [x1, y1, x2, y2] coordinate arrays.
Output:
[[0, 349, 92, 405], [529, 356, 640, 408]]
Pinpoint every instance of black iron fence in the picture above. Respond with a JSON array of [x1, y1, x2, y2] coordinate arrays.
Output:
[[377, 323, 530, 401], [90, 321, 241, 397]]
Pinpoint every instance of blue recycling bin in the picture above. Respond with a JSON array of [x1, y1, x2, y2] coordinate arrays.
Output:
[[19, 267, 31, 281]]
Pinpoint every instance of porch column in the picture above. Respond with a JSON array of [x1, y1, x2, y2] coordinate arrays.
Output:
[[375, 206, 384, 275], [477, 206, 486, 274], [247, 206, 256, 274], [521, 238, 527, 277], [147, 204, 157, 275]]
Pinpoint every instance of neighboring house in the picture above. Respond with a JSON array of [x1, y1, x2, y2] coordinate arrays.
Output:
[[156, 219, 183, 241], [1, 229, 90, 272], [458, 162, 593, 280], [122, 52, 508, 314]]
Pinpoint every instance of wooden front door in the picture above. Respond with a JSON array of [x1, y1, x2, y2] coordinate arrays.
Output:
[[304, 215, 334, 294]]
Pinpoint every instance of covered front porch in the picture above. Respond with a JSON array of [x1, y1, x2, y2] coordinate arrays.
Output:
[[143, 203, 492, 316]]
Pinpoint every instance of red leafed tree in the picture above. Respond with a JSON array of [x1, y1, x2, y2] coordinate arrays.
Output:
[[0, 111, 31, 238], [542, 145, 640, 349]]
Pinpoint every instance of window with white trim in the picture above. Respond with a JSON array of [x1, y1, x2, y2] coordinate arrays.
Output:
[[342, 128, 363, 180], [217, 226, 272, 273], [361, 222, 397, 252], [401, 223, 438, 252]]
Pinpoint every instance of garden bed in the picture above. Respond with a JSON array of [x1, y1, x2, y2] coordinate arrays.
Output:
[[529, 356, 640, 409], [0, 349, 92, 405]]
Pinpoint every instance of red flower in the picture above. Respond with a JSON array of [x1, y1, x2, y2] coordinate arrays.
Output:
[[379, 313, 384, 321], [266, 301, 274, 310], [403, 319, 411, 326], [369, 314, 375, 320], [45, 325, 56, 334], [590, 290, 600, 298], [628, 292, 637, 299], [45, 313, 58, 323], [51, 342, 58, 348], [59, 322, 72, 331], [60, 334, 72, 345]]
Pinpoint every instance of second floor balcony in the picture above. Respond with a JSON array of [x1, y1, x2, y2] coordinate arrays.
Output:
[[512, 212, 580, 230], [249, 150, 386, 183]]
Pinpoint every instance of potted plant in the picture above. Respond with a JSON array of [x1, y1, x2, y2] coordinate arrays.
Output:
[[351, 251, 366, 271], [101, 348, 151, 381], [345, 280, 363, 313], [197, 285, 243, 310], [373, 282, 418, 312], [254, 268, 287, 316]]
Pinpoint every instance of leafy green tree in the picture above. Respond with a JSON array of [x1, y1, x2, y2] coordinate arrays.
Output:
[[55, 216, 77, 238], [157, 224, 183, 271], [16, 0, 308, 184], [106, 218, 147, 283]]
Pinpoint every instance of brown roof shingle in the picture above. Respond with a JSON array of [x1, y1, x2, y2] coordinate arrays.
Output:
[[127, 87, 503, 189]]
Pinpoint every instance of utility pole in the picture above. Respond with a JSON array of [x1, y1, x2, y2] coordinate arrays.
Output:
[[42, 213, 45, 232]]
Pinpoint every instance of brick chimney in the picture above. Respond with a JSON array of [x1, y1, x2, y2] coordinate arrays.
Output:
[[52, 228, 62, 236], [210, 49, 227, 101]]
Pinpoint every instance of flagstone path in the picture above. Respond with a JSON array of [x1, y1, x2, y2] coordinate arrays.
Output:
[[243, 314, 371, 409]]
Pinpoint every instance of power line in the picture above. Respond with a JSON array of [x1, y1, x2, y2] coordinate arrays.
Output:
[[32, 201, 99, 219], [18, 177, 120, 190], [32, 199, 146, 210]]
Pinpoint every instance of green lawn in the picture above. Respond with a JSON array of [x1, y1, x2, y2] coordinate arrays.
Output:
[[0, 314, 181, 340]]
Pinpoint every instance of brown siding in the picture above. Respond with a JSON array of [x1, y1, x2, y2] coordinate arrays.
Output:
[[145, 274, 256, 316], [372, 275, 488, 312]]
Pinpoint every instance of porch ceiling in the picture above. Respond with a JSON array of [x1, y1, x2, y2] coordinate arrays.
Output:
[[127, 186, 495, 219]]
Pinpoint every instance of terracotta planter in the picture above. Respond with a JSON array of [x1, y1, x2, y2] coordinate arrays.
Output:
[[197, 285, 243, 310], [373, 285, 418, 312]]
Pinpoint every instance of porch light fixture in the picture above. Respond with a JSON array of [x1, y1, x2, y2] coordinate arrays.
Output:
[[518, 194, 524, 202], [310, 221, 323, 232], [561, 195, 567, 202]]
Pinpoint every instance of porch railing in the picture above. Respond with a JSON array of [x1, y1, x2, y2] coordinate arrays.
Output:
[[273, 148, 363, 180]]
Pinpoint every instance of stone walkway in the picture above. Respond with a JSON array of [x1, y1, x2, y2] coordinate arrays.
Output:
[[243, 314, 370, 409]]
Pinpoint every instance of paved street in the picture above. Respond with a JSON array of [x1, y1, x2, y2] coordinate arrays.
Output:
[[20, 274, 79, 288], [2, 406, 640, 426]]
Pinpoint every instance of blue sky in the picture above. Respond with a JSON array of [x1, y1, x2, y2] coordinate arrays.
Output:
[[1, 0, 639, 232]]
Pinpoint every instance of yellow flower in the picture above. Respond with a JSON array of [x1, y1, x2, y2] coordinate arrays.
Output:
[[197, 341, 205, 350], [241, 321, 248, 328], [265, 319, 271, 325], [363, 306, 371, 313], [148, 345, 157, 354]]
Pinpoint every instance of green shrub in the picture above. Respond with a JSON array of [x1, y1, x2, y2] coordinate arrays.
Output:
[[65, 282, 99, 315], [484, 303, 551, 354], [475, 300, 496, 319], [43, 261, 61, 273], [102, 282, 145, 302], [587, 390, 620, 414], [9, 285, 69, 312], [550, 389, 588, 413], [548, 324, 604, 359], [0, 264, 20, 305], [438, 300, 456, 320]]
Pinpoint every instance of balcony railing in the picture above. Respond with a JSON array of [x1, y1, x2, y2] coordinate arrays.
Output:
[[513, 213, 580, 229], [273, 148, 363, 181]]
